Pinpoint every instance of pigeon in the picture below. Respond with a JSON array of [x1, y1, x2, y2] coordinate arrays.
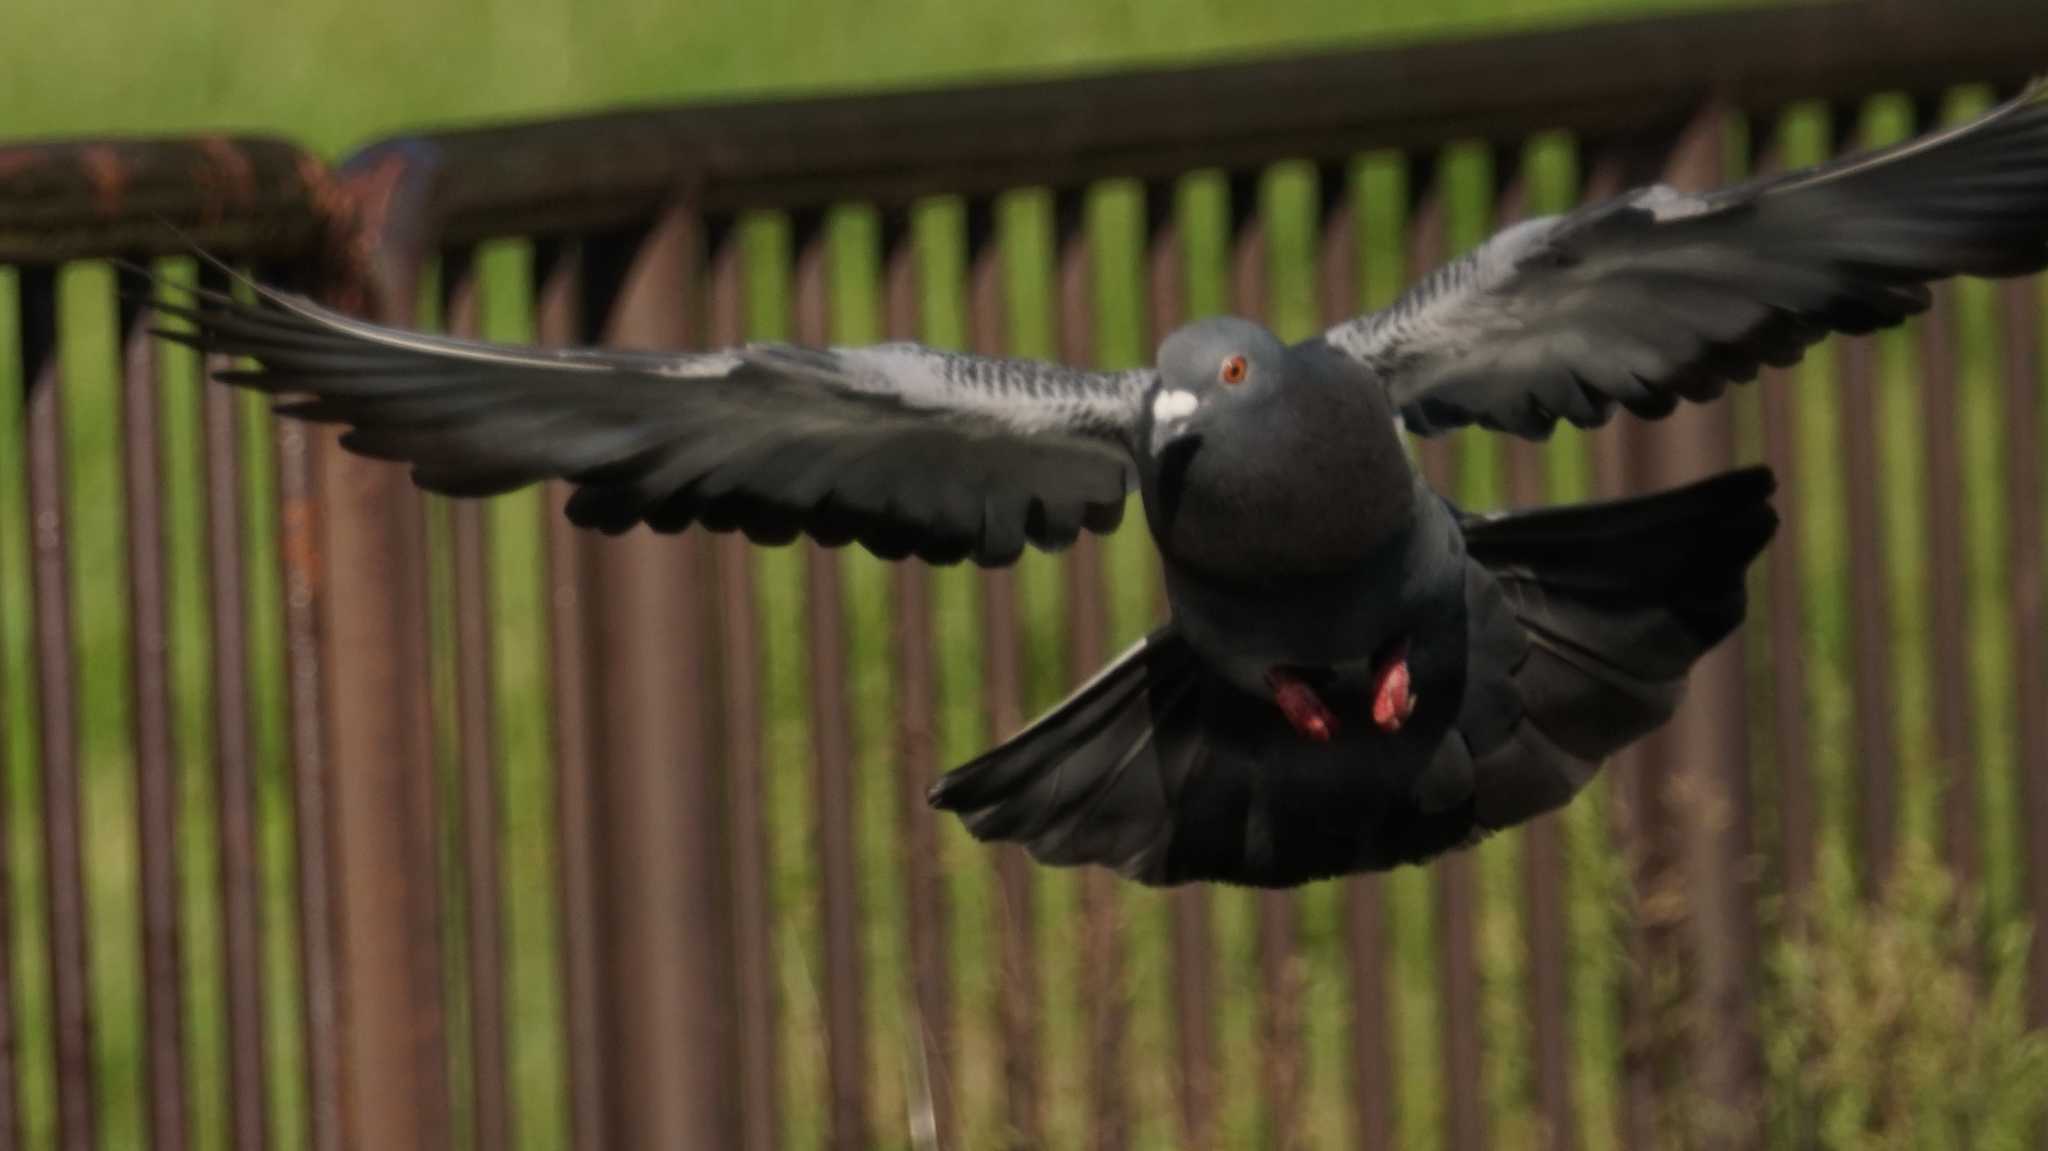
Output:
[[149, 82, 2048, 888]]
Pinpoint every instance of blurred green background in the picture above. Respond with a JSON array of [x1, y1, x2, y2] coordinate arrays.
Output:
[[5, 0, 1772, 153], [6, 1, 2048, 1149]]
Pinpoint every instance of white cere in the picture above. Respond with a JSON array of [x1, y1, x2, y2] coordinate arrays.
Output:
[[1151, 389, 1200, 424]]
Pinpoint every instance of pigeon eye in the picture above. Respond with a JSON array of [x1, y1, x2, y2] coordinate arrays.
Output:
[[1219, 354, 1248, 385]]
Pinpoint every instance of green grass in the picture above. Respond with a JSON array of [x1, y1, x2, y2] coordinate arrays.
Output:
[[5, 1, 2048, 1150], [3, 0, 1784, 156]]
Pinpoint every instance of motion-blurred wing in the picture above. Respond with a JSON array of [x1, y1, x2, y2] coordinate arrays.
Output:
[[1324, 82, 2048, 437], [154, 279, 1149, 566]]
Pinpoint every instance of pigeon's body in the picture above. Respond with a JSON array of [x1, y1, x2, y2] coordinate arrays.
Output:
[[1137, 326, 1436, 702], [148, 82, 2048, 887], [948, 458, 1772, 885], [956, 316, 1774, 885]]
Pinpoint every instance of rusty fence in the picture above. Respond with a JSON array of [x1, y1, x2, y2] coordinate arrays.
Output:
[[4, 2, 2048, 1149]]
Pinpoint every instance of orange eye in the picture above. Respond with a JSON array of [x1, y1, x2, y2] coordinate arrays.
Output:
[[1219, 354, 1248, 385]]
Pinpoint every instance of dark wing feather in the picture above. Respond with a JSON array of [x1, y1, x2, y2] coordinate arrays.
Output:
[[153, 278, 1149, 566], [1324, 82, 2048, 438]]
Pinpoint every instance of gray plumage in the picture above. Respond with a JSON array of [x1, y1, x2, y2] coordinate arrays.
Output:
[[1329, 81, 2048, 436], [150, 82, 2048, 887], [152, 286, 1149, 565]]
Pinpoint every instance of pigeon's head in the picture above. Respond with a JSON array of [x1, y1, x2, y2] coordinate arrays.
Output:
[[1146, 316, 1289, 460]]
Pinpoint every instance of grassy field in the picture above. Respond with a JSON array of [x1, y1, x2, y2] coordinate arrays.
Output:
[[3, 0, 1785, 154], [6, 1, 2048, 1149]]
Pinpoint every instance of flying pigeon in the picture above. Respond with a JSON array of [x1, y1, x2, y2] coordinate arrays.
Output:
[[150, 83, 2048, 888]]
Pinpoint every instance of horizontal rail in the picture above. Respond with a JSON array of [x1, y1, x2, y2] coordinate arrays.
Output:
[[0, 137, 327, 264], [7, 1, 2048, 277], [351, 0, 2048, 228]]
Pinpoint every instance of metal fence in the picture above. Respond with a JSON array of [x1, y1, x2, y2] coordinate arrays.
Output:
[[3, 2, 2048, 1148]]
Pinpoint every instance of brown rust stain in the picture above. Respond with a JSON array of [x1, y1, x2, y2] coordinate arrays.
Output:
[[324, 152, 410, 315], [0, 149, 45, 184], [298, 152, 343, 219], [196, 135, 259, 222], [284, 150, 375, 312], [79, 145, 128, 216], [334, 152, 408, 251], [281, 497, 322, 596]]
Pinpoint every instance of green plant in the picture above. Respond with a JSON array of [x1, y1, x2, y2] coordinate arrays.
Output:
[[1762, 846, 2048, 1151]]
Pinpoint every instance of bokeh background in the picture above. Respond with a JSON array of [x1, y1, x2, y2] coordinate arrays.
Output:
[[5, 1, 2047, 1149]]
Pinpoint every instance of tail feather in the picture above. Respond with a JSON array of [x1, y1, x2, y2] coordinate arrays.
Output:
[[1461, 465, 1774, 572], [929, 633, 1157, 819], [1456, 464, 1778, 828], [928, 630, 1204, 880]]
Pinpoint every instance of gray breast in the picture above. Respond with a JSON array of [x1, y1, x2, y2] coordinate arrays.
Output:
[[1158, 481, 1460, 698]]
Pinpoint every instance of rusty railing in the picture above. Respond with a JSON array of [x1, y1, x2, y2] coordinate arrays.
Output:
[[3, 2, 2047, 1148]]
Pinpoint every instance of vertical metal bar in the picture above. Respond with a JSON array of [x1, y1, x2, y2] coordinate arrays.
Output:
[[1057, 193, 1127, 1151], [578, 209, 738, 1150], [1916, 281, 1977, 896], [705, 224, 779, 1151], [271, 344, 345, 1151], [0, 272, 15, 1142], [440, 253, 510, 1151], [968, 198, 1043, 1151], [1513, 609, 1577, 1151], [1583, 379, 1658, 1151], [530, 242, 608, 1151], [0, 585, 13, 1151], [2003, 277, 2048, 1040], [1319, 164, 1396, 1151], [1569, 148, 1667, 1151], [321, 248, 449, 1151], [1404, 163, 1485, 1151], [200, 263, 271, 1151], [1227, 170, 1305, 1151], [1148, 183, 1217, 1151], [1430, 517, 1484, 1151], [1606, 577, 1668, 1151], [0, 335, 15, 1146], [791, 216, 871, 1151], [1488, 164, 1578, 1151], [1582, 135, 1736, 1149], [885, 209, 954, 1151], [264, 249, 345, 1151], [1759, 387, 1812, 905], [116, 263, 187, 1151], [398, 350, 454, 1150], [1633, 106, 1764, 1151], [1842, 326, 1897, 894], [1829, 105, 1900, 897], [21, 264, 95, 1151], [1405, 170, 1459, 496], [1746, 133, 1816, 911]]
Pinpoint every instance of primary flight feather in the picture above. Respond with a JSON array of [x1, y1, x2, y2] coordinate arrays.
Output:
[[153, 83, 2048, 887]]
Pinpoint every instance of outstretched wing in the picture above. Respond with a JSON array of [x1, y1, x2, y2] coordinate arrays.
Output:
[[1324, 82, 2048, 438], [153, 279, 1151, 566]]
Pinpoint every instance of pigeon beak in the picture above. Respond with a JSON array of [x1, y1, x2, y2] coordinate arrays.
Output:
[[1147, 388, 1202, 458]]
